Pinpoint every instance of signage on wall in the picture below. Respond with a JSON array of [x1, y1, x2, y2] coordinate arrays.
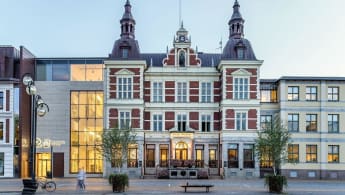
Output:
[[36, 138, 65, 148]]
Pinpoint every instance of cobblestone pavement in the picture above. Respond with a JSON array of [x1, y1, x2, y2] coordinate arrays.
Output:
[[1, 177, 345, 194]]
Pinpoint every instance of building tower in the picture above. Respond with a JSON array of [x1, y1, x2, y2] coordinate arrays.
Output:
[[110, 0, 140, 59]]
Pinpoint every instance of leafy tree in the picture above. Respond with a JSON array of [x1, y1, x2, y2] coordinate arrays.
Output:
[[255, 114, 291, 176], [100, 126, 137, 173]]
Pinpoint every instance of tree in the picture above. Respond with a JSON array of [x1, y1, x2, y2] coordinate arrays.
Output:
[[255, 115, 291, 176], [100, 126, 137, 173]]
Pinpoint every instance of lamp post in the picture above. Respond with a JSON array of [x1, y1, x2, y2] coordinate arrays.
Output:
[[22, 73, 49, 186]]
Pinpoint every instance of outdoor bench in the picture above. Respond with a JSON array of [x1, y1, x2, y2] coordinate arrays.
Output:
[[180, 184, 214, 193]]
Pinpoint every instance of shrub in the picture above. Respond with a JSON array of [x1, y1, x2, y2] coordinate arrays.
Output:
[[109, 173, 129, 192]]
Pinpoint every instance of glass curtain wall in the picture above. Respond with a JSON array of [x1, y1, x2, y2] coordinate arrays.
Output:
[[70, 91, 103, 173]]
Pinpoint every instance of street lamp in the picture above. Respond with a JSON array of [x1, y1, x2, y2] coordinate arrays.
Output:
[[22, 73, 49, 185]]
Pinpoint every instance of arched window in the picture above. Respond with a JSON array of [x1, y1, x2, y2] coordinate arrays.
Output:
[[179, 50, 186, 67]]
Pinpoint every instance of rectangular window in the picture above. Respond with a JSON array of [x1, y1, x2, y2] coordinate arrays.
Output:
[[0, 122, 3, 141], [328, 145, 339, 163], [288, 144, 299, 163], [306, 86, 317, 101], [234, 78, 249, 100], [117, 77, 132, 99], [208, 146, 217, 168], [177, 114, 187, 131], [260, 115, 272, 130], [228, 144, 238, 168], [122, 48, 129, 58], [112, 147, 122, 168], [328, 114, 339, 133], [127, 145, 138, 168], [236, 112, 247, 131], [0, 153, 4, 176], [52, 60, 70, 81], [306, 114, 317, 132], [201, 82, 212, 103], [260, 83, 278, 103], [288, 114, 299, 132], [119, 111, 131, 129], [153, 114, 163, 131], [306, 145, 317, 163], [146, 144, 156, 167], [243, 144, 254, 168], [152, 82, 163, 102], [0, 92, 3, 110], [201, 115, 211, 132], [176, 82, 187, 102], [70, 91, 103, 174], [195, 145, 204, 168], [288, 86, 299, 101], [36, 60, 53, 81], [71, 62, 103, 81], [160, 144, 168, 167], [328, 87, 339, 101]]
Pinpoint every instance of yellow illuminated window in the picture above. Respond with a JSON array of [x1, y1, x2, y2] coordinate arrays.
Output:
[[71, 64, 103, 81]]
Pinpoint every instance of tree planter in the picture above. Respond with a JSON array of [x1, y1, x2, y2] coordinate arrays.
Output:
[[109, 174, 129, 193], [265, 175, 287, 193]]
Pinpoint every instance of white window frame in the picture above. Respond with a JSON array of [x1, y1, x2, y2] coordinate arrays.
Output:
[[152, 113, 164, 132], [200, 82, 213, 103], [117, 76, 133, 99], [151, 81, 164, 103], [233, 77, 249, 100], [176, 82, 188, 103], [176, 113, 188, 132], [200, 113, 212, 132], [235, 111, 247, 131], [119, 111, 131, 129]]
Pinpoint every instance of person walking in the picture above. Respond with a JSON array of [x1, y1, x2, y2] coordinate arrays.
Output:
[[77, 167, 86, 191]]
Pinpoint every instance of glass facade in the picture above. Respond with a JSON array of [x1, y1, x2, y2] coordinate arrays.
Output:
[[36, 59, 103, 81], [70, 91, 103, 173]]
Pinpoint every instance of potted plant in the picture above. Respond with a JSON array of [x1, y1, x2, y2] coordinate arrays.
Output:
[[100, 126, 136, 192], [255, 115, 291, 193], [109, 173, 129, 192]]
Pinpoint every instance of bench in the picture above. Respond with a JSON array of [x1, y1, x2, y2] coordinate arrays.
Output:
[[180, 184, 214, 193]]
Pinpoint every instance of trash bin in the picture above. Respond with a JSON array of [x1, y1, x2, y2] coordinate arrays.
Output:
[[46, 171, 52, 178]]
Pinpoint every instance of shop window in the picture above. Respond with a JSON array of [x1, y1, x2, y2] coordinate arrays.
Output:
[[228, 144, 238, 168], [243, 144, 254, 168]]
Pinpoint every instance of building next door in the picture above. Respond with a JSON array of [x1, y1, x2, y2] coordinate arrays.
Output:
[[175, 142, 188, 160]]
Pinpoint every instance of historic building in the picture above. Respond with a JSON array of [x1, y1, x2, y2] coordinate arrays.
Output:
[[2, 0, 343, 179], [0, 46, 20, 178]]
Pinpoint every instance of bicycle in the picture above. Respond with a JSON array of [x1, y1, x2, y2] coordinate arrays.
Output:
[[37, 177, 56, 192]]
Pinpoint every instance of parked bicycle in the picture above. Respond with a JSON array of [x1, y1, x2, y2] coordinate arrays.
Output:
[[37, 177, 56, 192]]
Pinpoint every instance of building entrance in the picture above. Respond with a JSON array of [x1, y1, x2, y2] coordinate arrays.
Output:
[[175, 142, 188, 160]]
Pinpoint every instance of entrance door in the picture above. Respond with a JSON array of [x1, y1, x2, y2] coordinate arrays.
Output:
[[53, 153, 64, 177], [36, 153, 51, 177], [175, 142, 188, 160]]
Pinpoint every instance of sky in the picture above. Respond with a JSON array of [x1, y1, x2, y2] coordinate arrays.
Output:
[[1, 0, 345, 79]]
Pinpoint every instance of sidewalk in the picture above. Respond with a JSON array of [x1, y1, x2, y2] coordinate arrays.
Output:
[[1, 177, 345, 194]]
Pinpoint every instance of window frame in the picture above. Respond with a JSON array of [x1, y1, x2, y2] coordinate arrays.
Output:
[[243, 144, 255, 168], [0, 91, 3, 111], [117, 76, 133, 100], [233, 77, 249, 100], [288, 114, 299, 132], [176, 113, 188, 132], [228, 144, 238, 168], [306, 86, 317, 101], [152, 113, 163, 132], [306, 114, 317, 132], [328, 87, 339, 102], [0, 121, 3, 142], [328, 145, 339, 163], [288, 144, 299, 163], [260, 115, 272, 130], [152, 81, 164, 103], [236, 111, 247, 131], [287, 86, 299, 101], [328, 114, 339, 133], [306, 145, 317, 163], [200, 114, 212, 132], [176, 82, 188, 103], [200, 82, 212, 103]]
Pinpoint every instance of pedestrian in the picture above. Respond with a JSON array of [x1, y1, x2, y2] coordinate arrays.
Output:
[[77, 167, 86, 191]]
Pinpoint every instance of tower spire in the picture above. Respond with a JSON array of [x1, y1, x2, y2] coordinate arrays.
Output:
[[228, 0, 244, 39], [120, 0, 136, 39]]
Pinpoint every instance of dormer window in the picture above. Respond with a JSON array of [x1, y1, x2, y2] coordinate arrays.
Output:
[[179, 50, 186, 67], [236, 47, 244, 59], [121, 48, 129, 58]]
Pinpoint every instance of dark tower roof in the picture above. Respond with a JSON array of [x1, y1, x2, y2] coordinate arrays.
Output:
[[110, 0, 140, 59], [222, 0, 257, 60]]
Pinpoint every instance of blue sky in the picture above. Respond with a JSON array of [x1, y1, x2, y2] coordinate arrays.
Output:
[[1, 0, 345, 78]]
